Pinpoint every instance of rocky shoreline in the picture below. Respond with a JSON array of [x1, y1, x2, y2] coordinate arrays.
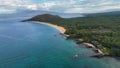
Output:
[[23, 21, 116, 58]]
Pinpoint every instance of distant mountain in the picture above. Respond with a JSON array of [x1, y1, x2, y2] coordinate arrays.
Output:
[[0, 10, 84, 19], [23, 10, 120, 22], [86, 11, 120, 17], [17, 10, 84, 18], [19, 10, 120, 18], [1, 9, 120, 19]]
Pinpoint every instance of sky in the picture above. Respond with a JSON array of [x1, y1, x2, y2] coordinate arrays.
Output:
[[0, 0, 120, 14]]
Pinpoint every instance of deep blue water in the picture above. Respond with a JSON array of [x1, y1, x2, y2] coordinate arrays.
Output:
[[0, 17, 120, 68]]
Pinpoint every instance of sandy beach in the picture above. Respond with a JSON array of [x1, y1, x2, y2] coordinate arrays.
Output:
[[29, 21, 66, 34]]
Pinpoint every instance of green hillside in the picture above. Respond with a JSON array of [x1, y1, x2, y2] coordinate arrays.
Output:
[[24, 13, 120, 56]]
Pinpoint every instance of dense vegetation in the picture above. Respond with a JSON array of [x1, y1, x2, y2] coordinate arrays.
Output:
[[24, 13, 120, 56]]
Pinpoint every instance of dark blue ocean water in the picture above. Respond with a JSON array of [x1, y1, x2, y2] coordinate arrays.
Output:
[[0, 17, 120, 68]]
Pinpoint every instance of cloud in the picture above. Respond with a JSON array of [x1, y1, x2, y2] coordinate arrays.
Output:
[[38, 2, 56, 10], [63, 0, 120, 13], [0, 0, 120, 13]]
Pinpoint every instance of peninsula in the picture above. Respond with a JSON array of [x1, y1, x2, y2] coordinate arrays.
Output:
[[23, 13, 120, 57]]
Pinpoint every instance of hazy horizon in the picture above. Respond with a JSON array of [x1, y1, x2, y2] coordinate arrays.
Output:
[[0, 0, 120, 14]]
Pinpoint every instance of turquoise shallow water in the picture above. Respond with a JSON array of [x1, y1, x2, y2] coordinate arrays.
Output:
[[0, 18, 120, 68]]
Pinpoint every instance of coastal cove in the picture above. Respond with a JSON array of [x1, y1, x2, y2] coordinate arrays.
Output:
[[24, 14, 120, 57], [0, 17, 120, 68], [1, 0, 120, 68], [28, 21, 104, 57]]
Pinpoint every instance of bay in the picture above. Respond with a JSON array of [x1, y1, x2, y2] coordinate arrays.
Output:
[[0, 17, 119, 68]]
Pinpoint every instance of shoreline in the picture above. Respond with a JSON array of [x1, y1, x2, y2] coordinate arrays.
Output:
[[26, 21, 104, 57], [82, 43, 104, 56], [29, 21, 66, 34]]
